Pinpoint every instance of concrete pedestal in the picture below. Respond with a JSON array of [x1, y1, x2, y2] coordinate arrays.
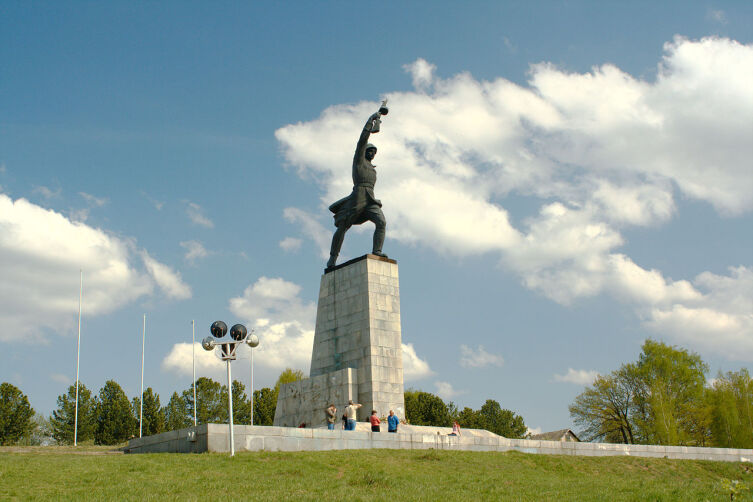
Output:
[[274, 254, 405, 427]]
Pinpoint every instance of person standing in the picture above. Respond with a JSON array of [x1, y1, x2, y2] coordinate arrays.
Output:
[[345, 400, 362, 431], [325, 404, 337, 430], [387, 410, 399, 433], [370, 410, 381, 432]]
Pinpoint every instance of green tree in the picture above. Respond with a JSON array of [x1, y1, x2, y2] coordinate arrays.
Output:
[[456, 406, 482, 429], [477, 399, 527, 438], [0, 382, 35, 445], [221, 380, 252, 424], [50, 383, 96, 444], [182, 377, 226, 424], [569, 366, 638, 444], [19, 413, 52, 446], [164, 392, 191, 431], [94, 380, 135, 445], [405, 390, 451, 426], [131, 387, 165, 436], [275, 368, 305, 393], [633, 340, 709, 445], [708, 369, 753, 448], [253, 387, 277, 426]]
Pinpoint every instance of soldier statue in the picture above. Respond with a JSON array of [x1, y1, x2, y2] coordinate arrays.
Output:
[[326, 101, 390, 269]]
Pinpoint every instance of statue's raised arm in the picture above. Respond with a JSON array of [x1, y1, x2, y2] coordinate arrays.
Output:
[[327, 100, 389, 269]]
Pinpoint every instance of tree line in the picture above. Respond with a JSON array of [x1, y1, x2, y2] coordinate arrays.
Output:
[[570, 339, 753, 448], [0, 368, 305, 446]]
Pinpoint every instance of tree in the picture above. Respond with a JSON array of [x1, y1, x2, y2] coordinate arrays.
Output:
[[477, 399, 527, 438], [405, 390, 451, 426], [131, 387, 164, 437], [0, 382, 35, 445], [50, 383, 96, 444], [181, 377, 226, 424], [253, 387, 277, 425], [19, 413, 53, 446], [221, 380, 252, 424], [275, 368, 305, 393], [164, 392, 191, 431], [94, 380, 135, 445], [569, 366, 638, 444], [633, 340, 709, 445], [708, 369, 753, 448], [456, 407, 482, 429]]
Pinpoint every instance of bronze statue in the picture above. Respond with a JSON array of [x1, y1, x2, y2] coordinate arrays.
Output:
[[326, 101, 389, 269]]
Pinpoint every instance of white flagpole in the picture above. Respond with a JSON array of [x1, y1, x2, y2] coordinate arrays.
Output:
[[192, 320, 197, 427], [139, 314, 145, 438], [74, 270, 82, 446], [250, 347, 254, 426]]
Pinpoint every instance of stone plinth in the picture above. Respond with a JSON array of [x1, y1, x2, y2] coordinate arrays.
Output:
[[274, 254, 405, 427]]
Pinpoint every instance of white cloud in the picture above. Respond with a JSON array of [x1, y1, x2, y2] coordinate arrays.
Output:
[[275, 36, 753, 360], [79, 192, 107, 207], [279, 236, 303, 253], [180, 240, 209, 264], [0, 194, 189, 342], [554, 368, 599, 385], [227, 276, 317, 373], [459, 345, 504, 368], [403, 58, 436, 91], [162, 342, 227, 380], [402, 343, 434, 380], [282, 207, 330, 259], [140, 251, 192, 300], [50, 373, 71, 385], [32, 185, 61, 199], [435, 381, 464, 400], [707, 9, 727, 24], [186, 202, 214, 228]]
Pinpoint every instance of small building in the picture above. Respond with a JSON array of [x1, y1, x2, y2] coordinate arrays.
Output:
[[530, 429, 580, 442]]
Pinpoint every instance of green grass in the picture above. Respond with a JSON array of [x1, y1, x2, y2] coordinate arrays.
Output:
[[1, 447, 751, 501]]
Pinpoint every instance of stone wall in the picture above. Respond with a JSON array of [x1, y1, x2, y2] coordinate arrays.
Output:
[[273, 368, 357, 428], [127, 424, 753, 463]]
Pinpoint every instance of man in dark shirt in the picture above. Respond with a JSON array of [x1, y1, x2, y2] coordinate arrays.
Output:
[[326, 108, 388, 269]]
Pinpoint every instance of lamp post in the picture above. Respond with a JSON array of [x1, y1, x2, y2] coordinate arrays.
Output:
[[201, 320, 258, 457]]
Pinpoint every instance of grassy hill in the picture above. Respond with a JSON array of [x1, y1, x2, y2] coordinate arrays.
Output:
[[1, 446, 751, 500]]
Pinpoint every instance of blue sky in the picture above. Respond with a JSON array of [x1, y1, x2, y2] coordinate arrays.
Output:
[[1, 1, 752, 435]]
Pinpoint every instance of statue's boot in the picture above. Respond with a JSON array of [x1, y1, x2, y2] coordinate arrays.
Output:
[[372, 225, 387, 258], [327, 226, 347, 268]]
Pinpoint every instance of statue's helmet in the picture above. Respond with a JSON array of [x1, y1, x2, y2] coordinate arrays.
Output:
[[365, 143, 377, 153]]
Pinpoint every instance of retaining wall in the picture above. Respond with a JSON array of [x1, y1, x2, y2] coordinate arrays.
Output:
[[126, 423, 753, 462]]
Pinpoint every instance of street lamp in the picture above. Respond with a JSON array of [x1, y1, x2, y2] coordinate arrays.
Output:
[[201, 320, 258, 457]]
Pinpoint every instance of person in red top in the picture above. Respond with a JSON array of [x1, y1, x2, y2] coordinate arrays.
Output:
[[370, 410, 381, 432]]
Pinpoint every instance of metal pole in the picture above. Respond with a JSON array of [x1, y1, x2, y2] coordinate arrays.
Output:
[[192, 320, 197, 427], [139, 314, 145, 438], [74, 270, 82, 446], [227, 359, 234, 456], [250, 348, 254, 426]]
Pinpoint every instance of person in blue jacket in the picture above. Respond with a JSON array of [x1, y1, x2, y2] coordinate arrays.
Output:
[[387, 409, 399, 433]]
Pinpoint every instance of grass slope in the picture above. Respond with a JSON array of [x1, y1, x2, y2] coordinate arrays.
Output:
[[0, 447, 751, 501]]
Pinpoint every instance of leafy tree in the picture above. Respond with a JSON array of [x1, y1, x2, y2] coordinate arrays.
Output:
[[477, 399, 527, 438], [569, 366, 638, 444], [0, 382, 35, 445], [94, 380, 135, 445], [275, 368, 305, 393], [50, 383, 96, 444], [708, 369, 753, 448], [633, 340, 709, 445], [253, 387, 277, 426], [456, 407, 482, 429], [221, 380, 252, 424], [131, 387, 165, 436], [405, 390, 451, 426], [181, 377, 227, 424], [164, 392, 191, 431], [18, 413, 53, 446]]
